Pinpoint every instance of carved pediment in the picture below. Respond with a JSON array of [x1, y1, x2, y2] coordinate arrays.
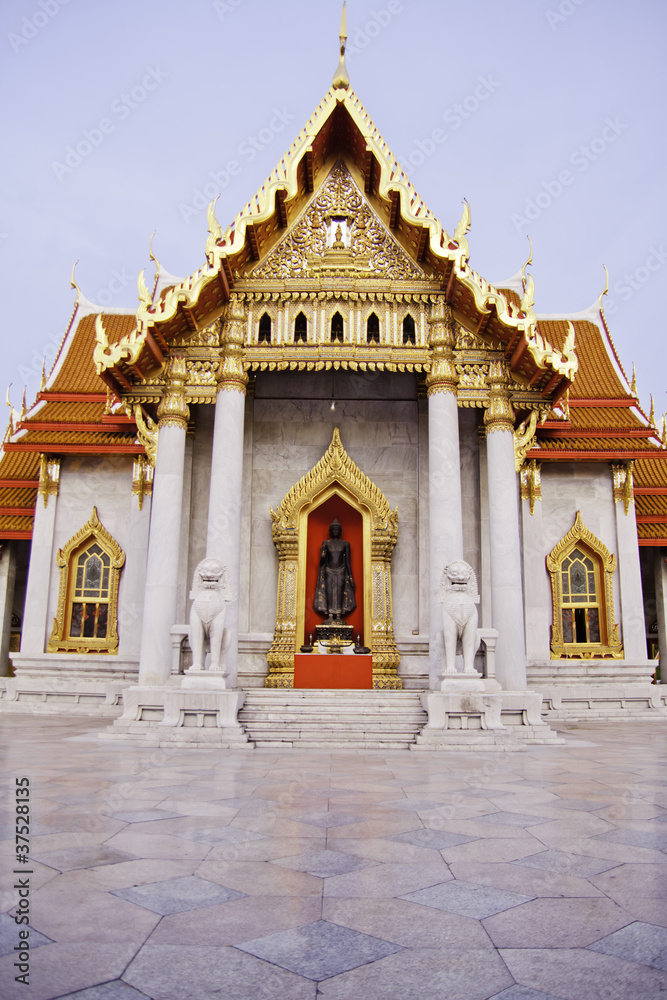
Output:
[[252, 162, 426, 282]]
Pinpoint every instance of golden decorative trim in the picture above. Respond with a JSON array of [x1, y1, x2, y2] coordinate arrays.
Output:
[[611, 461, 634, 515], [157, 356, 190, 429], [514, 410, 538, 472], [426, 299, 457, 396], [133, 406, 158, 466], [484, 360, 514, 433], [266, 427, 401, 689], [131, 456, 154, 511], [217, 296, 248, 394], [93, 314, 145, 374], [47, 507, 125, 654], [545, 511, 623, 659], [38, 455, 60, 508], [520, 459, 541, 515]]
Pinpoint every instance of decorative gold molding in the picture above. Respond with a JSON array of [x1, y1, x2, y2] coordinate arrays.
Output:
[[426, 299, 457, 396], [514, 410, 538, 472], [47, 507, 125, 654], [217, 296, 248, 394], [38, 455, 60, 508], [520, 459, 541, 515], [545, 511, 623, 659], [133, 406, 158, 466], [93, 314, 145, 374], [611, 461, 634, 515], [484, 360, 514, 433], [131, 456, 154, 511], [157, 356, 190, 428], [266, 428, 401, 688]]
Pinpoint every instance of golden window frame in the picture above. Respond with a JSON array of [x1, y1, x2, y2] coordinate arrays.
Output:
[[48, 507, 125, 654], [545, 511, 623, 659]]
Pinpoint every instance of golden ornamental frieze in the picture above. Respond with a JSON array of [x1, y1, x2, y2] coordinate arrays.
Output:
[[252, 162, 427, 282], [93, 315, 146, 374]]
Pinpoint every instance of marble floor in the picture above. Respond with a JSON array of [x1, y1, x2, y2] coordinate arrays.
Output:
[[1, 716, 667, 1000]]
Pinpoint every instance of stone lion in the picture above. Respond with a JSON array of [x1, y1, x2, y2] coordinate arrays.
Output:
[[188, 558, 231, 672], [438, 560, 480, 675]]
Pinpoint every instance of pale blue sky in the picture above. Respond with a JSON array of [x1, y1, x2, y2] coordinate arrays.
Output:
[[1, 0, 665, 418]]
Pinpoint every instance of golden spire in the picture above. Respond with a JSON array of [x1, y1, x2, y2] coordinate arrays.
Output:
[[630, 364, 637, 397], [20, 387, 27, 420], [649, 394, 656, 427], [40, 358, 47, 391], [332, 2, 349, 90]]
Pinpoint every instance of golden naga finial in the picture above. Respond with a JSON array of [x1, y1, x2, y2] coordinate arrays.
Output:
[[519, 238, 534, 316], [206, 196, 223, 263], [70, 260, 81, 300], [332, 2, 350, 90], [137, 268, 152, 306], [661, 414, 667, 448], [649, 394, 656, 427], [149, 230, 160, 294], [630, 363, 637, 397], [40, 358, 47, 391], [598, 264, 609, 313], [452, 199, 471, 256], [20, 387, 27, 420]]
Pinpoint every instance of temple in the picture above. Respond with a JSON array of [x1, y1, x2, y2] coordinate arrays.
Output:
[[1, 14, 666, 746]]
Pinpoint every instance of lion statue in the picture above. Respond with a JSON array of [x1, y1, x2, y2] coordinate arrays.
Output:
[[438, 560, 480, 676], [188, 557, 231, 672]]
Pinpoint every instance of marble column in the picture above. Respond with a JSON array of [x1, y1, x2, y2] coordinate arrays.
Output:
[[0, 542, 17, 675], [21, 457, 60, 654], [520, 461, 551, 662], [612, 462, 648, 661], [484, 362, 527, 690], [138, 359, 189, 685], [206, 296, 248, 686], [654, 547, 667, 679], [426, 300, 463, 685]]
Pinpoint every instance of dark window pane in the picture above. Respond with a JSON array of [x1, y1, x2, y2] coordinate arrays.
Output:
[[82, 604, 96, 638], [367, 313, 379, 343], [562, 608, 573, 643], [75, 564, 85, 591], [402, 314, 416, 344], [88, 544, 102, 557], [294, 312, 307, 343], [69, 603, 83, 638], [84, 555, 102, 592], [102, 569, 109, 593], [574, 608, 587, 643], [101, 553, 110, 567], [97, 604, 108, 639], [259, 312, 271, 344], [588, 572, 596, 595], [331, 312, 344, 342], [587, 607, 600, 642], [570, 561, 587, 595]]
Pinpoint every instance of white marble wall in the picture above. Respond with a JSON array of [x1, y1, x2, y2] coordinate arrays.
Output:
[[0, 543, 17, 675], [46, 455, 151, 656], [524, 463, 621, 663]]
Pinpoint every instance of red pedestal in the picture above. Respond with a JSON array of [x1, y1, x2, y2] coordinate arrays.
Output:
[[293, 654, 373, 689]]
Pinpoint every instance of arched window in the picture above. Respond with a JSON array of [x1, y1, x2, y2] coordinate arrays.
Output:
[[294, 312, 308, 344], [402, 314, 416, 345], [258, 313, 271, 344], [331, 312, 344, 343], [48, 507, 125, 653], [546, 512, 622, 659], [366, 313, 380, 344]]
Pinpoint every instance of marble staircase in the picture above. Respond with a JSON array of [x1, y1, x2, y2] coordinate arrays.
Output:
[[239, 689, 428, 749]]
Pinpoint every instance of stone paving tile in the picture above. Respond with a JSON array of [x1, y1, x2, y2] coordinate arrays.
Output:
[[448, 861, 605, 898], [588, 919, 667, 971], [0, 942, 138, 1000], [29, 884, 161, 944], [439, 838, 549, 865], [148, 894, 323, 946], [477, 812, 560, 828], [488, 987, 565, 1000], [389, 829, 478, 850], [297, 811, 365, 828], [317, 946, 513, 1000], [108, 809, 183, 823], [236, 919, 402, 980], [596, 828, 667, 851], [482, 897, 632, 949], [270, 849, 378, 878], [196, 858, 323, 896], [323, 896, 493, 949], [104, 831, 211, 861], [324, 861, 450, 899], [124, 943, 317, 1000], [53, 983, 151, 1000], [174, 825, 266, 847], [510, 849, 619, 877], [112, 874, 246, 915], [500, 946, 667, 1000], [31, 845, 136, 872], [319, 835, 439, 866], [400, 879, 533, 919], [0, 912, 52, 957]]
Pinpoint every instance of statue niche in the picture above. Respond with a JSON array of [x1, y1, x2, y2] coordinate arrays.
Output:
[[313, 516, 356, 650], [188, 558, 231, 673], [438, 560, 481, 677]]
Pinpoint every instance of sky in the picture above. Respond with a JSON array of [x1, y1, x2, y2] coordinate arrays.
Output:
[[1, 0, 666, 420]]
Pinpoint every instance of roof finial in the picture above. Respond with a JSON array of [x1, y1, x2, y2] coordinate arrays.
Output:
[[332, 2, 349, 90], [40, 358, 47, 391], [630, 363, 637, 397]]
